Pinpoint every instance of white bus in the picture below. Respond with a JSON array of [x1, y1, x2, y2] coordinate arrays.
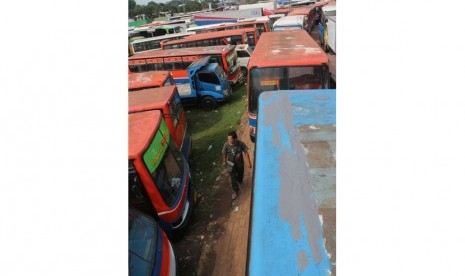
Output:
[[272, 15, 305, 31], [129, 32, 195, 55]]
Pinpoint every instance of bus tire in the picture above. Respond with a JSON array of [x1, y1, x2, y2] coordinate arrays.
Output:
[[241, 67, 248, 78], [200, 96, 217, 111]]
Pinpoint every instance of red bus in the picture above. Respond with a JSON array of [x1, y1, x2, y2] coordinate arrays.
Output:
[[160, 28, 259, 50], [205, 19, 271, 38], [128, 85, 191, 159], [246, 30, 330, 142], [128, 44, 242, 85], [128, 110, 195, 232], [288, 0, 330, 31], [128, 71, 175, 91]]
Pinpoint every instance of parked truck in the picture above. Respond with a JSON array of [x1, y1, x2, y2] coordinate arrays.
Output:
[[176, 56, 232, 111]]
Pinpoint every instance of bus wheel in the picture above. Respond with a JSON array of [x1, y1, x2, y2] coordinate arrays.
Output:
[[201, 96, 217, 111], [241, 67, 248, 78]]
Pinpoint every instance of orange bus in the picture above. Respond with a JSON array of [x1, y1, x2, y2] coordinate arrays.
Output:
[[160, 28, 259, 50], [128, 86, 191, 159], [128, 45, 243, 85], [246, 30, 330, 142], [205, 19, 271, 37], [128, 71, 175, 91], [288, 0, 330, 31]]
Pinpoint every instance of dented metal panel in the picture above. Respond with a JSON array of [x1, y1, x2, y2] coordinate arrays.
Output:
[[248, 89, 336, 275]]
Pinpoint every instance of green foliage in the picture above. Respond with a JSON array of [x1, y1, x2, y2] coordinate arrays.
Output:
[[129, 0, 136, 11], [129, 0, 219, 19], [186, 84, 247, 198]]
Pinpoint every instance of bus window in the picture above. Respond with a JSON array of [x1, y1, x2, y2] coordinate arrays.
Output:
[[236, 50, 250, 58], [288, 66, 327, 89], [187, 41, 196, 48], [129, 64, 147, 73], [164, 61, 184, 70], [152, 139, 183, 206], [147, 62, 164, 71], [183, 60, 194, 68], [230, 35, 243, 45], [129, 163, 155, 216], [154, 29, 167, 36], [209, 56, 224, 68], [147, 40, 161, 50], [198, 72, 220, 85], [168, 98, 183, 128]]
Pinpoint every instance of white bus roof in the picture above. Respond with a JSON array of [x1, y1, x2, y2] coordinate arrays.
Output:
[[186, 23, 231, 33], [130, 32, 195, 44], [237, 16, 270, 22], [273, 15, 305, 28], [322, 5, 336, 13]]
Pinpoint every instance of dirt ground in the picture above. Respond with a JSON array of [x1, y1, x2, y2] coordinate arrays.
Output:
[[172, 112, 254, 276]]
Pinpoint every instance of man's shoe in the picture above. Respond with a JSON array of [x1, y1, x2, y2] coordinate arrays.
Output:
[[232, 191, 238, 200]]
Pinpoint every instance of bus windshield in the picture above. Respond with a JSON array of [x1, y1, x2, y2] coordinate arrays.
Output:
[[249, 66, 328, 114], [129, 209, 157, 276], [151, 137, 184, 206], [168, 94, 183, 128], [225, 50, 239, 74]]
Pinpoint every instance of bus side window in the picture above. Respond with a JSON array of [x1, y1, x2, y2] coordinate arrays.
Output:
[[164, 62, 174, 70], [173, 61, 184, 70], [129, 64, 147, 73], [183, 60, 193, 68], [147, 63, 164, 71]]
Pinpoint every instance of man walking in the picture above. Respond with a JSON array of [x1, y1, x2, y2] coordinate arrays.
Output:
[[222, 131, 252, 200]]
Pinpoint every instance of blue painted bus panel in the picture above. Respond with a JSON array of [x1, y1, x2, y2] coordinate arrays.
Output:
[[248, 89, 336, 275]]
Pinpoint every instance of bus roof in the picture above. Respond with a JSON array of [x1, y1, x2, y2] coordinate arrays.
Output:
[[207, 19, 269, 30], [287, 6, 312, 15], [128, 86, 175, 113], [186, 22, 227, 33], [248, 30, 327, 68], [237, 16, 270, 22], [128, 71, 171, 90], [273, 15, 304, 27], [162, 28, 255, 46], [130, 32, 195, 44], [129, 44, 236, 60], [249, 89, 335, 275], [128, 110, 162, 159]]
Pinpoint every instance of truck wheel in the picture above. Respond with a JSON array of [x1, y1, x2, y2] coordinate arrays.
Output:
[[200, 96, 217, 111]]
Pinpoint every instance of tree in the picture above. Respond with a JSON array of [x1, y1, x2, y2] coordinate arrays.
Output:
[[129, 0, 136, 12]]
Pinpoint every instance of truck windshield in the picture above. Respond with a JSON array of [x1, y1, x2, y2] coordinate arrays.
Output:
[[215, 66, 227, 81], [151, 137, 184, 206], [129, 209, 158, 276], [248, 66, 328, 114]]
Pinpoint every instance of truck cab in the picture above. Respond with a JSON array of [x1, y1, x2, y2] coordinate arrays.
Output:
[[176, 56, 232, 111]]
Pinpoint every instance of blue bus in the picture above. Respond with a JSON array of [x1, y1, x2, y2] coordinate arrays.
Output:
[[247, 89, 336, 275]]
